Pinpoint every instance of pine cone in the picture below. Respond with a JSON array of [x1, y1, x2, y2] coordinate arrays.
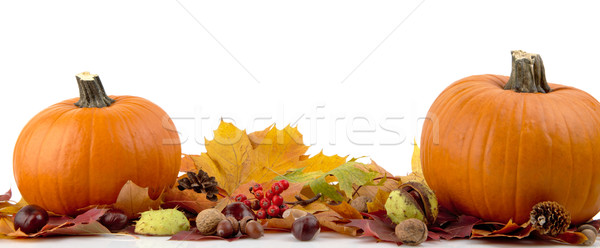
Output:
[[177, 169, 220, 202], [529, 201, 571, 236]]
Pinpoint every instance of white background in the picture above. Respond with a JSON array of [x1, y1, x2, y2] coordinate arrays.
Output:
[[1, 0, 600, 247]]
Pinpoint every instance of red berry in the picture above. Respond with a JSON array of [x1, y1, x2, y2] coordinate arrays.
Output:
[[279, 204, 289, 214], [259, 198, 271, 209], [243, 199, 252, 208], [267, 205, 280, 217], [256, 209, 267, 219], [254, 190, 264, 200], [251, 183, 263, 192], [279, 179, 290, 190], [265, 189, 275, 200], [271, 194, 284, 206], [271, 182, 283, 194], [235, 194, 247, 202], [250, 200, 261, 210]]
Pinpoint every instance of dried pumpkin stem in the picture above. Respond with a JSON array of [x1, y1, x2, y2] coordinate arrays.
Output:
[[74, 72, 115, 108], [504, 50, 551, 93]]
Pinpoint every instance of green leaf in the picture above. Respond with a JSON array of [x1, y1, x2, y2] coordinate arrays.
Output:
[[278, 162, 379, 201]]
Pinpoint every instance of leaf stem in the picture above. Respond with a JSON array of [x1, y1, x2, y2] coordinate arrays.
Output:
[[285, 193, 323, 206]]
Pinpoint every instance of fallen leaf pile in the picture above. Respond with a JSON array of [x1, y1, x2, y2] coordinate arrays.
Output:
[[2, 121, 600, 246]]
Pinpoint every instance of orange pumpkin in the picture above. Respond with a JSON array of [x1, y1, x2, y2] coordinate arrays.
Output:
[[13, 72, 181, 215], [421, 51, 600, 225]]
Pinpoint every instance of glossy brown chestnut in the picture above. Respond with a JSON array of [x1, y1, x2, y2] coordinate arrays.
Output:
[[14, 205, 49, 234]]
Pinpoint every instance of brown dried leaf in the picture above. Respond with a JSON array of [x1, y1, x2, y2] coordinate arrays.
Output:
[[113, 180, 162, 219], [0, 215, 15, 235], [314, 211, 358, 236], [162, 185, 218, 213], [471, 220, 532, 239]]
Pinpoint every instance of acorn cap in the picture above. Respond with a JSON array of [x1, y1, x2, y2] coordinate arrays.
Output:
[[529, 201, 571, 236]]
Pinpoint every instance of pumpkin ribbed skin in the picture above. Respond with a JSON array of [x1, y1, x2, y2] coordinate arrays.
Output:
[[421, 74, 600, 225], [13, 95, 181, 215]]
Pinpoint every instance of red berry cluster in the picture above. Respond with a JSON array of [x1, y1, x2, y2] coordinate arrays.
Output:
[[234, 179, 290, 219]]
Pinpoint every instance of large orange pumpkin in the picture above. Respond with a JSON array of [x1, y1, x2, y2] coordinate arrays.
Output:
[[421, 51, 600, 225], [13, 72, 181, 215]]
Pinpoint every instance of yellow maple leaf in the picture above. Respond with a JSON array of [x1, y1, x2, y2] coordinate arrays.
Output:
[[193, 121, 318, 196]]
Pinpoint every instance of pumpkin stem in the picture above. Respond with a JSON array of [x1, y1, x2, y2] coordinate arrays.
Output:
[[74, 72, 115, 108], [504, 50, 551, 93]]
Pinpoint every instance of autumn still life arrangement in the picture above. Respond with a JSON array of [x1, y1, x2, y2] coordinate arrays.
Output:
[[2, 50, 600, 246]]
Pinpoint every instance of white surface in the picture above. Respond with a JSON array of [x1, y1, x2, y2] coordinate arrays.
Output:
[[0, 232, 592, 248], [1, 0, 600, 247]]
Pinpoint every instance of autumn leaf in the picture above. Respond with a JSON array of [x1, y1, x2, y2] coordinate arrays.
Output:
[[315, 211, 358, 236], [366, 189, 390, 213], [0, 198, 27, 215], [0, 190, 10, 202], [6, 208, 110, 238], [411, 140, 423, 178], [170, 229, 245, 241], [190, 121, 312, 196], [113, 180, 162, 218], [327, 201, 362, 220], [399, 142, 426, 184], [356, 160, 399, 199], [0, 215, 15, 235], [282, 161, 379, 201], [180, 154, 198, 172], [471, 220, 533, 239], [298, 151, 347, 174], [345, 213, 401, 244], [545, 231, 588, 245], [162, 185, 218, 213]]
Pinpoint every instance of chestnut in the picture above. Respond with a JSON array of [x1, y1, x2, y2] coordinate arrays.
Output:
[[244, 220, 264, 239], [222, 202, 256, 221], [99, 209, 128, 232], [216, 219, 234, 238], [14, 205, 49, 234], [292, 214, 320, 241]]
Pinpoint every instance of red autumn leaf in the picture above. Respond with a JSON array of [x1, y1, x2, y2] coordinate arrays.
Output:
[[441, 215, 482, 238], [345, 218, 401, 245], [0, 189, 10, 202], [169, 229, 245, 241], [7, 208, 110, 238]]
